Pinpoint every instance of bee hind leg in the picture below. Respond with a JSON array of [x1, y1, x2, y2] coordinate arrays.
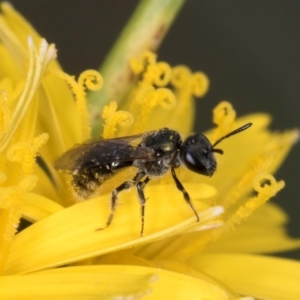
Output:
[[97, 171, 146, 232]]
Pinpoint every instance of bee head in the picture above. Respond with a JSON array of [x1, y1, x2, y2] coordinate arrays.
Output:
[[179, 123, 252, 177]]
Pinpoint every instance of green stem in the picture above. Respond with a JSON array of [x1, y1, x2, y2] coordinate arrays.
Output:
[[88, 0, 185, 138]]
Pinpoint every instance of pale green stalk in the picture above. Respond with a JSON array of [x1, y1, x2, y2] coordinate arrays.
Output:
[[88, 0, 185, 137]]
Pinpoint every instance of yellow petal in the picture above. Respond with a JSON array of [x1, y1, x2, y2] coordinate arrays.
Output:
[[0, 263, 236, 300], [5, 183, 217, 275], [0, 37, 56, 152], [0, 3, 42, 50], [143, 265, 232, 300], [0, 265, 154, 300], [22, 192, 64, 222], [151, 174, 287, 262], [205, 203, 300, 254], [188, 253, 300, 300], [152, 258, 239, 299], [0, 204, 21, 273]]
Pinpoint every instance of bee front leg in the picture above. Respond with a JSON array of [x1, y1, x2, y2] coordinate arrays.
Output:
[[171, 168, 200, 222]]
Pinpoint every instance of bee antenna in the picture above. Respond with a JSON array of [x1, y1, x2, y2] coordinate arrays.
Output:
[[212, 122, 252, 149]]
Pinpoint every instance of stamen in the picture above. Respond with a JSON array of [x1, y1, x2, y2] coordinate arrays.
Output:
[[0, 89, 11, 138], [128, 52, 209, 134], [191, 72, 210, 97], [78, 70, 103, 91], [212, 101, 236, 143], [143, 62, 172, 87], [52, 69, 103, 141], [230, 173, 284, 227], [0, 203, 22, 272], [129, 50, 157, 75], [0, 37, 56, 153], [171, 66, 209, 100], [102, 101, 133, 139], [132, 87, 176, 133], [7, 133, 48, 175], [171, 66, 191, 89]]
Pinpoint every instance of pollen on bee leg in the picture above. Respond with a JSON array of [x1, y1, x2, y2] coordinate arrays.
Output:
[[72, 169, 79, 175], [70, 167, 103, 201]]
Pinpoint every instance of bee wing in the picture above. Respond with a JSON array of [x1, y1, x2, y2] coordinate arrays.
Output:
[[53, 133, 155, 172]]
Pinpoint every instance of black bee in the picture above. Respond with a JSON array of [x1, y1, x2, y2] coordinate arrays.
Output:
[[54, 123, 252, 235]]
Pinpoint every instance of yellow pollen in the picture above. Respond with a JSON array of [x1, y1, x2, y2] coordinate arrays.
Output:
[[0, 173, 6, 184], [0, 203, 22, 273], [6, 133, 48, 175], [127, 51, 209, 135], [101, 101, 133, 139], [132, 87, 176, 133], [212, 101, 237, 142], [171, 65, 191, 88], [130, 50, 172, 88], [78, 70, 103, 91], [230, 173, 285, 227], [0, 89, 11, 138], [51, 69, 103, 141], [0, 38, 56, 153], [18, 175, 38, 192], [129, 50, 157, 75], [191, 72, 210, 97], [171, 66, 209, 100], [171, 173, 285, 261], [0, 174, 37, 273], [142, 62, 172, 87]]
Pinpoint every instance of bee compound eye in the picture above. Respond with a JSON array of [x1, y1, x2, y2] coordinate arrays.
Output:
[[182, 151, 207, 174], [180, 147, 216, 177]]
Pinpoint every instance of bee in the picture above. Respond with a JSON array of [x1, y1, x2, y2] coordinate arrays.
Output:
[[54, 123, 252, 235]]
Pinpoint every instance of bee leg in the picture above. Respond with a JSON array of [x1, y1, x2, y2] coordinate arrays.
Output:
[[102, 171, 146, 230], [106, 181, 132, 227], [136, 177, 151, 236], [171, 168, 200, 222]]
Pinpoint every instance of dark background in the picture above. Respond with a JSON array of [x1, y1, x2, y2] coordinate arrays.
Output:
[[9, 1, 300, 258]]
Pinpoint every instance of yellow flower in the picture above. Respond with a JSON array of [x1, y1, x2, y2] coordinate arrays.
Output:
[[0, 2, 300, 300]]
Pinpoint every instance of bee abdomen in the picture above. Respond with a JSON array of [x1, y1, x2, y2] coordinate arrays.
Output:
[[71, 160, 133, 199]]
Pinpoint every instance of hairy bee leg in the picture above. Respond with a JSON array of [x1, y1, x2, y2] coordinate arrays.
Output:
[[99, 171, 146, 231], [171, 168, 200, 222], [136, 177, 151, 236], [106, 181, 132, 227]]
